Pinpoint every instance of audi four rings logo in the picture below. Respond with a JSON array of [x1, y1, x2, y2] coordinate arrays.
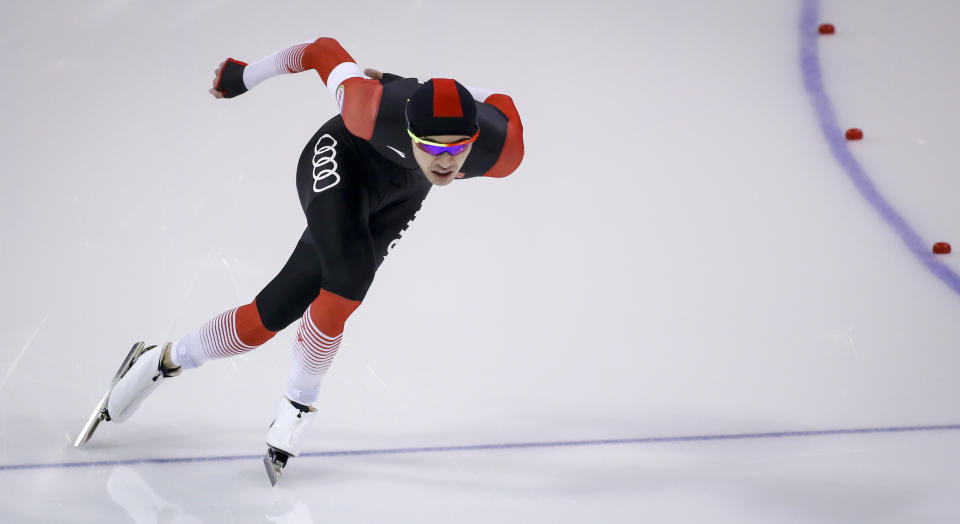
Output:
[[312, 134, 340, 193]]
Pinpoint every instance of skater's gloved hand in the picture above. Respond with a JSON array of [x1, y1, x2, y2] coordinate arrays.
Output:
[[210, 58, 248, 99], [363, 68, 403, 84]]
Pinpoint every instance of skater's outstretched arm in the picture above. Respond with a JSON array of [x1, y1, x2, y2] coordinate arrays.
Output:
[[209, 37, 385, 138], [209, 38, 377, 99]]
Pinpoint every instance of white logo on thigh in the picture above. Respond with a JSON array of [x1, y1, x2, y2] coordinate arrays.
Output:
[[385, 208, 421, 259], [312, 134, 340, 193]]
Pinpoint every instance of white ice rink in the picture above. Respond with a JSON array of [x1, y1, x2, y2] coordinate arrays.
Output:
[[2, 0, 960, 522]]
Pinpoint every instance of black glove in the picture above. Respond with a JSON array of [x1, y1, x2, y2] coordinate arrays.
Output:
[[216, 58, 248, 98], [379, 72, 404, 84]]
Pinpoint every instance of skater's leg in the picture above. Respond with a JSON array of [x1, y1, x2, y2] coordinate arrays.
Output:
[[265, 288, 360, 480], [277, 179, 429, 405], [283, 121, 375, 405], [169, 300, 276, 369], [105, 232, 323, 425], [282, 195, 370, 405], [264, 118, 372, 480], [285, 289, 361, 405]]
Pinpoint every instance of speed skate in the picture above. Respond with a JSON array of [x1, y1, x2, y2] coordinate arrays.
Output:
[[73, 341, 150, 447], [74, 340, 180, 446], [263, 397, 318, 485]]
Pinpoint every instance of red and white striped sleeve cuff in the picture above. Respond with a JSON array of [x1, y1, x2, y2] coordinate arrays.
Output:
[[242, 42, 311, 90]]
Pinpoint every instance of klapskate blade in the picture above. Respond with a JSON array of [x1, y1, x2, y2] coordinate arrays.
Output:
[[73, 392, 109, 447], [73, 342, 146, 447], [263, 453, 282, 486], [111, 342, 149, 382]]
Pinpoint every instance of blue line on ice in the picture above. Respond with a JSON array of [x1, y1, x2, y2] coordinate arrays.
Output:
[[2, 424, 959, 472], [799, 0, 960, 295]]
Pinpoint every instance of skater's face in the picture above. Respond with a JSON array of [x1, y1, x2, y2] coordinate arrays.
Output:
[[411, 134, 473, 186]]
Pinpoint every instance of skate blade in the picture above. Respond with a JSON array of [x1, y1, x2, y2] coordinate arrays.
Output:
[[263, 447, 289, 486], [263, 455, 281, 486], [73, 342, 147, 447], [73, 394, 109, 447]]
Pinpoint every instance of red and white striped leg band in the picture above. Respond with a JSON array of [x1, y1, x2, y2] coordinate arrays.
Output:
[[286, 290, 361, 405], [171, 301, 276, 369]]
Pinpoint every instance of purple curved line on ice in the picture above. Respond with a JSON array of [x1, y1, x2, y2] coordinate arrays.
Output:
[[799, 0, 960, 295]]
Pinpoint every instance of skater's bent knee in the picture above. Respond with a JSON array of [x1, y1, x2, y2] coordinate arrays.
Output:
[[307, 289, 361, 334], [236, 301, 277, 346]]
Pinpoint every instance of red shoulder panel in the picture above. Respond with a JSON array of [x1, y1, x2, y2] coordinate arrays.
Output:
[[340, 77, 382, 140], [302, 37, 356, 84], [481, 94, 524, 178]]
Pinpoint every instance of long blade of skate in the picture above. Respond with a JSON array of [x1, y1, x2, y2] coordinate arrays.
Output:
[[73, 342, 146, 447], [264, 455, 281, 486], [73, 391, 110, 447], [263, 447, 288, 486]]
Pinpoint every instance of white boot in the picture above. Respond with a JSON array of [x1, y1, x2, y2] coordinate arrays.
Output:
[[266, 397, 317, 457], [107, 342, 181, 422], [263, 397, 317, 485]]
